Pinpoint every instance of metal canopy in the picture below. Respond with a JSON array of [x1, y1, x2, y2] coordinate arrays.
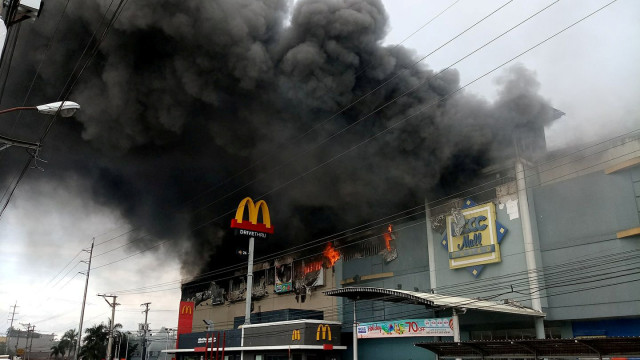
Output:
[[415, 338, 640, 358], [324, 287, 545, 317]]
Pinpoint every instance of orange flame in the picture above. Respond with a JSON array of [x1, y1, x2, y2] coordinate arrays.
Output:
[[323, 242, 341, 267], [383, 224, 394, 250], [304, 261, 323, 275]]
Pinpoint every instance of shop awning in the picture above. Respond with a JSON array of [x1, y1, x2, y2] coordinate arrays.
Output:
[[415, 337, 640, 358], [324, 287, 545, 317]]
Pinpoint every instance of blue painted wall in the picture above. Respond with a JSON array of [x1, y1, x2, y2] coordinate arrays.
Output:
[[335, 160, 640, 357], [572, 318, 640, 337], [532, 169, 640, 320], [342, 337, 436, 360]]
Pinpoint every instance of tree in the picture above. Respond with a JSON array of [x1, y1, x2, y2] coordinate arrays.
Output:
[[50, 343, 66, 360], [61, 329, 78, 360], [115, 333, 138, 360], [79, 323, 123, 360], [79, 324, 108, 360]]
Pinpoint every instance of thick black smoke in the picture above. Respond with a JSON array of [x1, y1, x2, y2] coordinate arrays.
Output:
[[0, 0, 557, 276]]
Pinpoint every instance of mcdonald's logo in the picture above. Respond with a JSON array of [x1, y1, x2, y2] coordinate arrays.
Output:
[[181, 305, 193, 315], [291, 329, 301, 341], [230, 197, 274, 234], [316, 324, 332, 341]]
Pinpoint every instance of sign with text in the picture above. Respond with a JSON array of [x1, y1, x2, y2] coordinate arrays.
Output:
[[446, 202, 501, 269], [357, 318, 454, 338], [230, 197, 274, 236]]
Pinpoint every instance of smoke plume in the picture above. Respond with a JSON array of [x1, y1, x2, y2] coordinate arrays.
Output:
[[0, 0, 558, 277]]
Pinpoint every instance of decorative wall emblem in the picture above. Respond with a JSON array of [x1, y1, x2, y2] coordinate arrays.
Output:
[[441, 199, 508, 278]]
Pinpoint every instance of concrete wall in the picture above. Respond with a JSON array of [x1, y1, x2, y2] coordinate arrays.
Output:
[[532, 165, 640, 320], [343, 337, 435, 360], [336, 137, 640, 344], [338, 219, 433, 326], [193, 269, 339, 332]]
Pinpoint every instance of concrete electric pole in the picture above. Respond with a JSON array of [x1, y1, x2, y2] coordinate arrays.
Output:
[[140, 302, 150, 360], [6, 301, 18, 355], [75, 239, 94, 360], [98, 294, 119, 360], [27, 325, 35, 360]]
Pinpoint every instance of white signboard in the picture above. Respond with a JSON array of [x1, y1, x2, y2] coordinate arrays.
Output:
[[357, 317, 454, 338]]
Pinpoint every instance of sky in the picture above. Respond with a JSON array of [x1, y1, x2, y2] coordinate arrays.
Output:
[[1, 0, 639, 340]]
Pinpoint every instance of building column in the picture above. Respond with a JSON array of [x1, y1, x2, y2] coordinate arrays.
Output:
[[352, 300, 358, 360], [425, 197, 437, 292], [516, 159, 545, 339]]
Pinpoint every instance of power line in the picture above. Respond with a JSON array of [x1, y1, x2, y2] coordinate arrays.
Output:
[[37, 0, 612, 278], [91, 127, 639, 280], [71, 0, 526, 255], [187, 0, 552, 218], [28, 125, 640, 296]]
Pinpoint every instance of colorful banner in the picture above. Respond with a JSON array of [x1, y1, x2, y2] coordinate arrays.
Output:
[[357, 318, 454, 338], [275, 262, 293, 293]]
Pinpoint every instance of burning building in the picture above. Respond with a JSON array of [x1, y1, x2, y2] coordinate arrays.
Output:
[[171, 132, 640, 360], [1, 0, 637, 357]]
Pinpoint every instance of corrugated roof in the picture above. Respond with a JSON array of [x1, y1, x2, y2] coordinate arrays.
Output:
[[415, 337, 640, 358], [324, 287, 545, 317]]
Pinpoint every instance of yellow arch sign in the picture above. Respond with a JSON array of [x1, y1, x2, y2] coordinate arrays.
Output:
[[316, 324, 332, 341], [230, 197, 274, 234]]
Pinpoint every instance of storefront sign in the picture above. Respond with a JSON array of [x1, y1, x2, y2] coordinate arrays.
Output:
[[176, 301, 195, 346], [357, 318, 454, 338], [243, 322, 341, 347], [446, 202, 502, 270], [230, 197, 274, 235]]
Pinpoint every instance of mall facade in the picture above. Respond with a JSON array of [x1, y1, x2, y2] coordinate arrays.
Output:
[[170, 133, 640, 359]]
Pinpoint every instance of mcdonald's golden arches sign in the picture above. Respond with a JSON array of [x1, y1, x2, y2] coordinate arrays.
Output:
[[181, 304, 193, 314], [316, 324, 332, 341], [291, 329, 301, 341], [177, 301, 195, 341], [230, 197, 274, 235]]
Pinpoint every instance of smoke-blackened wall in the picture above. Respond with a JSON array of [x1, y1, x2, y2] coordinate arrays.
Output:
[[0, 0, 558, 277]]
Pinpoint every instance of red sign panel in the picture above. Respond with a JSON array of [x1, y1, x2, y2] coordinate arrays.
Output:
[[176, 301, 195, 347]]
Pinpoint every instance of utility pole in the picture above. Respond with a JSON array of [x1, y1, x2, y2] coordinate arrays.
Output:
[[13, 325, 20, 355], [27, 325, 35, 360], [75, 239, 94, 360], [140, 303, 150, 360], [98, 294, 119, 360], [6, 301, 18, 355], [18, 323, 30, 360]]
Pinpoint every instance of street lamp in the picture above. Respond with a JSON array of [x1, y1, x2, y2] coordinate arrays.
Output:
[[0, 101, 80, 117], [0, 101, 80, 151]]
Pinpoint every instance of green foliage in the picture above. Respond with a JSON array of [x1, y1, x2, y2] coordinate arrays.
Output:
[[50, 343, 66, 359], [62, 329, 79, 360], [79, 324, 108, 360], [78, 323, 126, 360]]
